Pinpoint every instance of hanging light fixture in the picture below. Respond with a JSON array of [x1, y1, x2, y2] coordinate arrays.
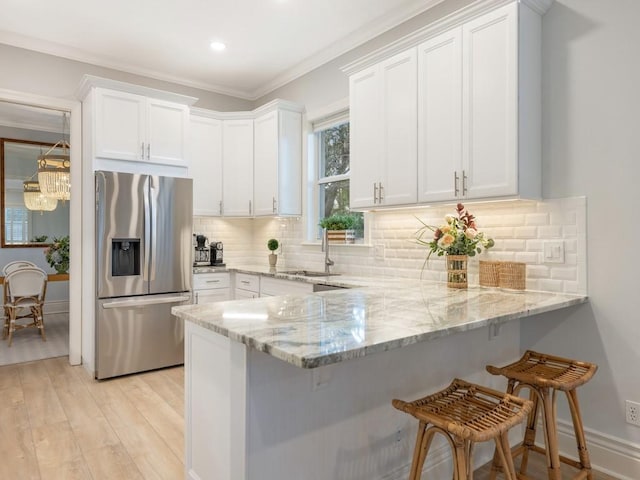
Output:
[[23, 179, 58, 213], [38, 112, 70, 201]]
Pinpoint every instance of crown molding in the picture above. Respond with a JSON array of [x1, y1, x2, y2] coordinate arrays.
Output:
[[75, 75, 198, 106], [341, 0, 553, 76], [190, 99, 304, 120], [0, 118, 60, 134]]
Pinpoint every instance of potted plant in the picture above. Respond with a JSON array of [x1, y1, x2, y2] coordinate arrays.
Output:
[[319, 213, 359, 244], [267, 238, 279, 267], [45, 235, 70, 274]]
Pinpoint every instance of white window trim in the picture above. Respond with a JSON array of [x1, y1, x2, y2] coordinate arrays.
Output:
[[306, 99, 370, 245]]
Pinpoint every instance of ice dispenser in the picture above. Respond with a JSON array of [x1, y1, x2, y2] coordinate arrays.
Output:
[[111, 239, 140, 276]]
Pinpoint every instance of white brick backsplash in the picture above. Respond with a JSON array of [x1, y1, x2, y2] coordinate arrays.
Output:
[[525, 213, 549, 226], [513, 226, 538, 238], [195, 197, 587, 295], [538, 225, 563, 238]]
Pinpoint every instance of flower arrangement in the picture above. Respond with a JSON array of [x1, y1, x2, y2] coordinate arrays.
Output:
[[45, 235, 70, 274], [416, 203, 494, 259]]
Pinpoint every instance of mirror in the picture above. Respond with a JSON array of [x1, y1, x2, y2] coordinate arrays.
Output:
[[0, 138, 70, 247]]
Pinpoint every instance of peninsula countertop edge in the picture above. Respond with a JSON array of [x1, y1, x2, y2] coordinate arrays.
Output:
[[174, 266, 588, 369]]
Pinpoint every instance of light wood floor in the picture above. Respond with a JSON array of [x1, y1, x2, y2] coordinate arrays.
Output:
[[0, 356, 183, 480], [0, 356, 618, 480]]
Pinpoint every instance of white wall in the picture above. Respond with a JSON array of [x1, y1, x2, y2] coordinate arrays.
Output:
[[0, 43, 252, 111]]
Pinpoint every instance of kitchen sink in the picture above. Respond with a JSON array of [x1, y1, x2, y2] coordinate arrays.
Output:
[[282, 270, 341, 277]]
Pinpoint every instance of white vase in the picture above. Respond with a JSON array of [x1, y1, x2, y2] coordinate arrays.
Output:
[[268, 253, 277, 267]]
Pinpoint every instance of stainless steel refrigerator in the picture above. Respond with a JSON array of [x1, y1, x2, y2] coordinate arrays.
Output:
[[95, 171, 192, 379]]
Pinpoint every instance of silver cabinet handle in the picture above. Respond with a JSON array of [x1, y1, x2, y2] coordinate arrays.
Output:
[[141, 142, 145, 160], [462, 170, 468, 196], [454, 171, 459, 197], [219, 200, 223, 215], [195, 292, 199, 304], [272, 196, 277, 214], [241, 280, 250, 284], [147, 143, 151, 160], [373, 183, 378, 204], [205, 280, 220, 284], [249, 200, 252, 215], [378, 182, 384, 202]]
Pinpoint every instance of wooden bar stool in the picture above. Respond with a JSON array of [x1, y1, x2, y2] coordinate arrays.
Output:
[[392, 378, 533, 480], [486, 350, 598, 480]]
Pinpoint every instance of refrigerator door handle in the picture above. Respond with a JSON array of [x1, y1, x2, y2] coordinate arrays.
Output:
[[102, 295, 191, 309], [149, 179, 158, 281], [143, 176, 151, 282]]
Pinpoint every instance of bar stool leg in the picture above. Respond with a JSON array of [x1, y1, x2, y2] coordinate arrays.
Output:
[[7, 308, 16, 347], [566, 389, 593, 479], [452, 437, 469, 480], [517, 386, 540, 477], [539, 387, 562, 480], [409, 422, 441, 480]]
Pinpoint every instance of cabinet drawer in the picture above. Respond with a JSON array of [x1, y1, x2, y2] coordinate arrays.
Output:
[[235, 273, 260, 293], [193, 272, 230, 290], [194, 288, 230, 304]]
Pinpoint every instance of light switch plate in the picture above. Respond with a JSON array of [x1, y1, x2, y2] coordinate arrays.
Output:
[[543, 240, 565, 264]]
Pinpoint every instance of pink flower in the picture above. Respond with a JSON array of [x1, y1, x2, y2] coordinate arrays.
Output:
[[465, 228, 477, 239]]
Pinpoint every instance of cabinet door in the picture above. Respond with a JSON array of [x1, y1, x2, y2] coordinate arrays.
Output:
[[349, 65, 381, 209], [253, 111, 278, 216], [222, 119, 254, 216], [190, 116, 223, 216], [195, 289, 230, 304], [234, 289, 259, 300], [462, 3, 517, 199], [418, 28, 462, 203], [94, 89, 145, 161], [147, 99, 189, 167], [379, 48, 417, 206]]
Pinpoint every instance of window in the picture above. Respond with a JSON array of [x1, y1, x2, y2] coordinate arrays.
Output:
[[315, 120, 364, 241], [4, 206, 29, 244]]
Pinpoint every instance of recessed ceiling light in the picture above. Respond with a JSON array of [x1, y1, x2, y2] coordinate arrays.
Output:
[[210, 41, 226, 52]]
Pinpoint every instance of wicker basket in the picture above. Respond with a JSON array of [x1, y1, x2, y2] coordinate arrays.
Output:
[[498, 262, 526, 290], [479, 260, 502, 287]]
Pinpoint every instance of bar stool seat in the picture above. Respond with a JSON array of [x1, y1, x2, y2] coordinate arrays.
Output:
[[392, 378, 533, 480], [486, 350, 598, 480]]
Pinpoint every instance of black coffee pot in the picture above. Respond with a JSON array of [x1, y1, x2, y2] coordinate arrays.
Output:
[[195, 234, 208, 249]]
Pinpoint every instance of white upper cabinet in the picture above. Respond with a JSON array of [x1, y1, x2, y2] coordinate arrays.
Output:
[[462, 3, 518, 199], [346, 0, 545, 206], [253, 105, 302, 216], [350, 48, 417, 209], [417, 28, 462, 203], [189, 113, 222, 216], [93, 88, 189, 167], [222, 118, 254, 217], [349, 66, 381, 209]]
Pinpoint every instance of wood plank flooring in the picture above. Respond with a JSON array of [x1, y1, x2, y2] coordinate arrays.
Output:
[[0, 357, 183, 480], [0, 356, 619, 479]]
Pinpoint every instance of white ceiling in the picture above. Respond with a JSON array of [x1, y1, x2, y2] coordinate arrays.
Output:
[[0, 0, 443, 100]]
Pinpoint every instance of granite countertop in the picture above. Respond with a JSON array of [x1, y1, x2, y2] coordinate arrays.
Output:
[[174, 270, 588, 369]]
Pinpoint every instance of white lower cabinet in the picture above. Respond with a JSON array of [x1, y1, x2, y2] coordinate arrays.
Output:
[[259, 277, 313, 297], [234, 273, 260, 299], [193, 273, 231, 304]]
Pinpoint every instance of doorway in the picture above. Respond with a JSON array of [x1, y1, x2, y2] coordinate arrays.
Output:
[[0, 89, 81, 366]]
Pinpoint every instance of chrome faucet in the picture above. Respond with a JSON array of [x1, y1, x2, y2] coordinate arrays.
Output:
[[322, 228, 334, 274]]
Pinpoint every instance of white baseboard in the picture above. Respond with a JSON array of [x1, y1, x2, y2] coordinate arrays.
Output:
[[556, 419, 640, 480], [381, 421, 640, 480]]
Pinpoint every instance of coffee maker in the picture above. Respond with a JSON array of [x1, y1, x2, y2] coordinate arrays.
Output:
[[193, 234, 211, 266], [210, 241, 224, 266]]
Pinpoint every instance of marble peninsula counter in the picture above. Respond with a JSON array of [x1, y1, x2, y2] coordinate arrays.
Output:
[[175, 272, 587, 369], [175, 271, 587, 480]]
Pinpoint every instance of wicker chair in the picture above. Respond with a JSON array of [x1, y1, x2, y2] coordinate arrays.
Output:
[[3, 267, 48, 346], [2, 260, 37, 275], [392, 378, 533, 480], [486, 350, 598, 480]]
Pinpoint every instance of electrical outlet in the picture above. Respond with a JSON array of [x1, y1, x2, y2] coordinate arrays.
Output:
[[626, 400, 640, 426]]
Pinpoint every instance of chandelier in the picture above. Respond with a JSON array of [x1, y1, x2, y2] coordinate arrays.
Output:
[[38, 112, 70, 201], [23, 180, 58, 212]]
